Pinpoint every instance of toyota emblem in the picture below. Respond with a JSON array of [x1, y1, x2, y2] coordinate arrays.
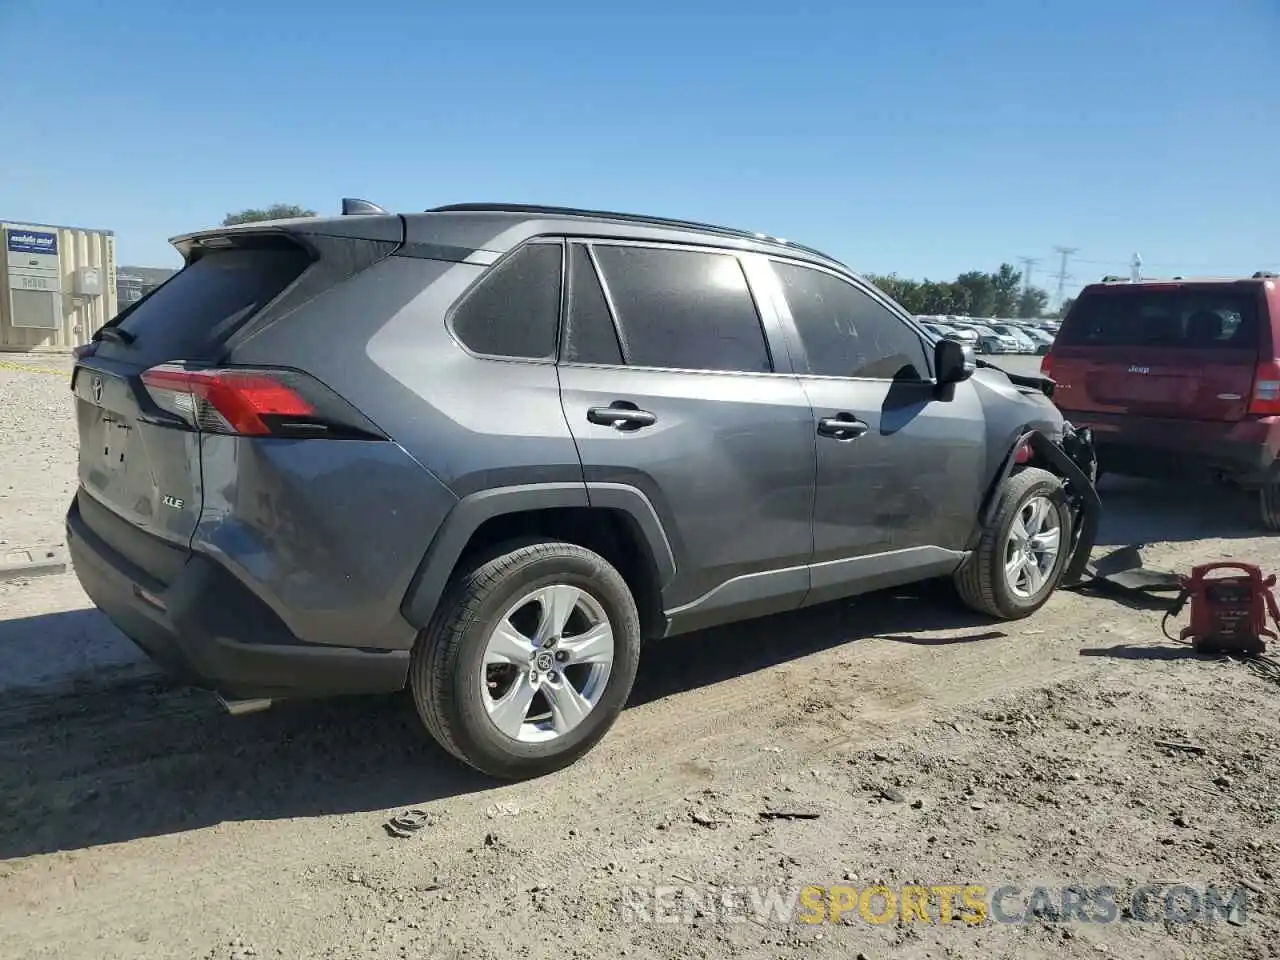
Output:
[[91, 375, 103, 403]]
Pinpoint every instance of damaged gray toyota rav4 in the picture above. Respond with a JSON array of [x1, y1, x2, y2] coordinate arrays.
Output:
[[66, 200, 1100, 780]]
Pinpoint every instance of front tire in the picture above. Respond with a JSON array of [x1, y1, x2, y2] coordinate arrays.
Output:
[[410, 540, 642, 780], [954, 467, 1073, 620]]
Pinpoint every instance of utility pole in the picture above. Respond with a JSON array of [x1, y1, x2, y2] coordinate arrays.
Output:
[[1052, 246, 1078, 309], [1018, 256, 1040, 294]]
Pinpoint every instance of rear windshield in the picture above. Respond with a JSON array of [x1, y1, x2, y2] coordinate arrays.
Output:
[[103, 246, 312, 361], [1057, 287, 1260, 349]]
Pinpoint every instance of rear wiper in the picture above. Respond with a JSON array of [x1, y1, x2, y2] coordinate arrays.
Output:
[[98, 326, 135, 346]]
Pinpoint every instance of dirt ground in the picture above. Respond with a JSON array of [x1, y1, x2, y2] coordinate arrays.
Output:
[[1, 357, 1278, 960]]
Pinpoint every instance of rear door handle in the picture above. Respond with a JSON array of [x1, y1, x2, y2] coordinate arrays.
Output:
[[817, 415, 868, 440], [587, 405, 657, 430]]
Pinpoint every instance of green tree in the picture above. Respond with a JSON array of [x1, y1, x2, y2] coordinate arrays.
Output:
[[867, 273, 925, 313], [1017, 287, 1050, 318], [918, 279, 968, 315], [990, 263, 1024, 317], [1053, 296, 1077, 319], [953, 271, 996, 317], [222, 204, 317, 225], [871, 264, 1053, 321]]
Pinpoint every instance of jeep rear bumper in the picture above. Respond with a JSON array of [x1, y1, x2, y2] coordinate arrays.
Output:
[[66, 498, 409, 701], [1062, 411, 1280, 488]]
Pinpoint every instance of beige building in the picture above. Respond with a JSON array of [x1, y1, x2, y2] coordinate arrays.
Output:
[[1, 219, 117, 352]]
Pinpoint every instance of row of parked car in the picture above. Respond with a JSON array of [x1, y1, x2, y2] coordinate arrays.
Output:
[[917, 316, 1060, 354]]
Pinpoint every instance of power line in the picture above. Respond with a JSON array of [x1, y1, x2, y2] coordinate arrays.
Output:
[[1052, 246, 1078, 308]]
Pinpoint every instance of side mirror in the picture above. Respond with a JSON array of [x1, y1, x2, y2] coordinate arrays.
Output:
[[935, 337, 976, 386]]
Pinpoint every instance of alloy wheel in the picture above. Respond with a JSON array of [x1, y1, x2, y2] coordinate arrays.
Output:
[[1004, 495, 1061, 599], [480, 585, 615, 743]]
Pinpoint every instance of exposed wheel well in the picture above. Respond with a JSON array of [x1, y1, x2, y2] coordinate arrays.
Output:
[[451, 507, 667, 641]]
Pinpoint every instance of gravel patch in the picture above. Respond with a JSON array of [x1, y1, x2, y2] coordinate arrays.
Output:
[[0, 360, 78, 550]]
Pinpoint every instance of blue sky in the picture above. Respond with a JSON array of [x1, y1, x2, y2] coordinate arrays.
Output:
[[1, 0, 1276, 299]]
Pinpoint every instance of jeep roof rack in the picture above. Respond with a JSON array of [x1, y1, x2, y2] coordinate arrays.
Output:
[[425, 202, 841, 265]]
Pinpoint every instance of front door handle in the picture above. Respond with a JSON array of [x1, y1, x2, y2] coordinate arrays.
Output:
[[817, 415, 868, 440], [587, 404, 657, 430]]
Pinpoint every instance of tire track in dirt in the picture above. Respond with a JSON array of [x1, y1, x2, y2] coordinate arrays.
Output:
[[0, 581, 1129, 956], [5, 480, 1279, 957]]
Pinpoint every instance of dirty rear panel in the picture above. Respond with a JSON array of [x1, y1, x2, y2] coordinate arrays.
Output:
[[71, 217, 464, 653], [70, 357, 203, 583], [70, 240, 315, 578], [1050, 282, 1268, 422]]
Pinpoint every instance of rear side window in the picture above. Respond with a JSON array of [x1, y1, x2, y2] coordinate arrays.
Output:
[[108, 246, 311, 361], [451, 242, 562, 360], [562, 244, 624, 365], [773, 262, 929, 380], [591, 245, 772, 373], [1057, 288, 1260, 349]]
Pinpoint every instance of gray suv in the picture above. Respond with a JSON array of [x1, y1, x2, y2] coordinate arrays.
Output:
[[66, 201, 1099, 780]]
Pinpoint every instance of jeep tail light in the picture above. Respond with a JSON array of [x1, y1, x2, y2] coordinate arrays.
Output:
[[1249, 360, 1280, 416], [140, 364, 387, 439]]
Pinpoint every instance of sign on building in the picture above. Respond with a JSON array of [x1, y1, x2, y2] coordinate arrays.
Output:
[[5, 226, 62, 329]]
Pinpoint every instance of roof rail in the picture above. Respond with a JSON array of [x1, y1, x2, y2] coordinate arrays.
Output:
[[425, 202, 841, 264], [342, 198, 388, 215], [1100, 275, 1127, 283], [1254, 270, 1278, 279]]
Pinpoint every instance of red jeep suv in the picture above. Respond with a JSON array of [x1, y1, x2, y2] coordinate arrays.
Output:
[[1042, 273, 1280, 528]]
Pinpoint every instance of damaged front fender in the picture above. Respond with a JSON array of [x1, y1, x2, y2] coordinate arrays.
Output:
[[1029, 423, 1101, 587]]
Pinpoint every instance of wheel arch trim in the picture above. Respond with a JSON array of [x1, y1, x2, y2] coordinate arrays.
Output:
[[965, 427, 1100, 586], [968, 429, 1038, 549], [399, 481, 677, 630]]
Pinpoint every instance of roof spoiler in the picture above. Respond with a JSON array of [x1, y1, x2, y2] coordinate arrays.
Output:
[[342, 198, 388, 215]]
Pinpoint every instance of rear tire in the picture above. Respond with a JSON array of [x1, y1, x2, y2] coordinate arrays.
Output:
[[1259, 484, 1280, 532], [410, 540, 641, 780], [955, 467, 1073, 620]]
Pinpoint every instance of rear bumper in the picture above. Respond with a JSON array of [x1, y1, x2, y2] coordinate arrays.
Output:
[[66, 497, 409, 700], [1060, 410, 1280, 486]]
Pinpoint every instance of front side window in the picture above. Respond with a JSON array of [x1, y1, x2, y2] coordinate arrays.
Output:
[[450, 242, 562, 360], [591, 245, 772, 373], [773, 261, 929, 379]]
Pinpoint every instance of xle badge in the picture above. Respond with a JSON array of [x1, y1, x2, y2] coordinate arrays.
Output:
[[162, 496, 185, 510]]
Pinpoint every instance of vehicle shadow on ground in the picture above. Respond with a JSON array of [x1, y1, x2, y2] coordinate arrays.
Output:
[[1078, 643, 1212, 662], [629, 579, 998, 705], [1094, 476, 1260, 547], [0, 581, 993, 859]]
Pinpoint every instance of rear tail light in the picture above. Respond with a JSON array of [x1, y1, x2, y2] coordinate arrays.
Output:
[[140, 364, 386, 439], [1040, 353, 1054, 378], [1014, 440, 1032, 464], [1248, 360, 1280, 416]]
